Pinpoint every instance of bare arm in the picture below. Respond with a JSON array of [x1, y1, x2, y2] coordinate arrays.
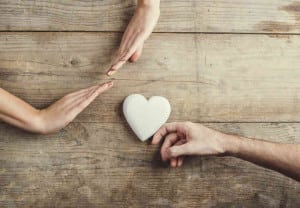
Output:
[[226, 134, 300, 181], [0, 81, 113, 134], [152, 122, 300, 181], [0, 88, 41, 132]]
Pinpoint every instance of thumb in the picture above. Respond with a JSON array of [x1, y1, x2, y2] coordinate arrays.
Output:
[[168, 143, 191, 158], [130, 44, 143, 62]]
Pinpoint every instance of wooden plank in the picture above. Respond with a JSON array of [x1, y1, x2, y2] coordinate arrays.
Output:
[[0, 122, 299, 207], [1, 0, 300, 33], [1, 32, 300, 122], [0, 32, 197, 82]]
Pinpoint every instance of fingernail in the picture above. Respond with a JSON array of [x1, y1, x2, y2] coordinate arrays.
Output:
[[107, 70, 116, 76], [106, 67, 112, 76], [99, 84, 107, 89], [107, 81, 113, 87]]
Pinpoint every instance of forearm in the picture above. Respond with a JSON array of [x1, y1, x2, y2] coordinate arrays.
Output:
[[223, 134, 300, 181], [0, 88, 42, 133]]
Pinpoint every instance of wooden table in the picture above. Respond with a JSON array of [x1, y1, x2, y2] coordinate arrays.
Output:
[[0, 0, 300, 207]]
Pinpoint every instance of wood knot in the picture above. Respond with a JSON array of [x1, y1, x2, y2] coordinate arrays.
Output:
[[70, 58, 80, 66]]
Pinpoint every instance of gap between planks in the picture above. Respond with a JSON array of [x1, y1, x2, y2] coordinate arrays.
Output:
[[1, 31, 300, 36], [67, 121, 300, 124]]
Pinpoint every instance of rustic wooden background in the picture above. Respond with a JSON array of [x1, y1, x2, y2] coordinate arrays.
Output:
[[1, 0, 300, 207]]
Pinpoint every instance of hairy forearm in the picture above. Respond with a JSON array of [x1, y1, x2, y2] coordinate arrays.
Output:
[[0, 88, 42, 133], [223, 134, 300, 181]]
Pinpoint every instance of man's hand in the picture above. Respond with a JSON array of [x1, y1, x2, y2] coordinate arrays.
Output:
[[152, 121, 300, 181], [152, 122, 228, 167], [107, 0, 160, 76]]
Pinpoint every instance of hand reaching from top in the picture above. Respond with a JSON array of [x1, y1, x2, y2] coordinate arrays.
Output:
[[107, 0, 160, 76]]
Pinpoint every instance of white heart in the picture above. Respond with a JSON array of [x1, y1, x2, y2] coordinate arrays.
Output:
[[123, 94, 171, 141]]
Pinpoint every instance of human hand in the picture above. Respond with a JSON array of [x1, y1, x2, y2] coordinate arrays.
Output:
[[107, 0, 160, 75], [152, 122, 228, 167], [38, 81, 113, 134]]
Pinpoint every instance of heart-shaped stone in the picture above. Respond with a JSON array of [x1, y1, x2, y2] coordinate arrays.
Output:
[[123, 94, 171, 141]]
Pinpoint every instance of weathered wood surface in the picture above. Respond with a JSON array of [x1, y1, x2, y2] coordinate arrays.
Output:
[[1, 0, 300, 33], [1, 32, 300, 122], [1, 1, 300, 207], [0, 122, 300, 207]]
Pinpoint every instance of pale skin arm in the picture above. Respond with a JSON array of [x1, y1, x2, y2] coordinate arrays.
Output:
[[152, 122, 300, 181], [107, 0, 160, 75], [0, 81, 113, 134]]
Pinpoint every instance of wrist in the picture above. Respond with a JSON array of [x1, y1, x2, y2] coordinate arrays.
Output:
[[219, 133, 243, 156], [31, 109, 47, 134]]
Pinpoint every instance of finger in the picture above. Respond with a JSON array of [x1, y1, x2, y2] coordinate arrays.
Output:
[[117, 27, 135, 54], [65, 84, 99, 101], [171, 139, 185, 167], [174, 138, 186, 146], [107, 34, 144, 75], [152, 122, 180, 145], [107, 47, 129, 76], [129, 44, 143, 62], [108, 29, 131, 70], [66, 84, 101, 110], [118, 29, 143, 57], [168, 143, 191, 158], [79, 81, 113, 109], [68, 82, 113, 119], [177, 157, 184, 167], [118, 34, 144, 64], [107, 60, 126, 76], [161, 133, 178, 161], [109, 30, 137, 67], [170, 158, 177, 168], [58, 84, 101, 112], [68, 81, 113, 119], [165, 137, 186, 163], [174, 139, 185, 167], [106, 48, 125, 76]]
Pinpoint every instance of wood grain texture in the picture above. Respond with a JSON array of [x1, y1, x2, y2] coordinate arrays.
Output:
[[0, 122, 299, 208], [1, 32, 300, 122], [1, 0, 300, 33], [1, 1, 300, 206]]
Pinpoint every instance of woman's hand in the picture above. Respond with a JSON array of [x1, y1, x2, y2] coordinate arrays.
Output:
[[152, 122, 228, 167], [0, 82, 113, 134], [38, 81, 113, 134], [107, 0, 160, 76]]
